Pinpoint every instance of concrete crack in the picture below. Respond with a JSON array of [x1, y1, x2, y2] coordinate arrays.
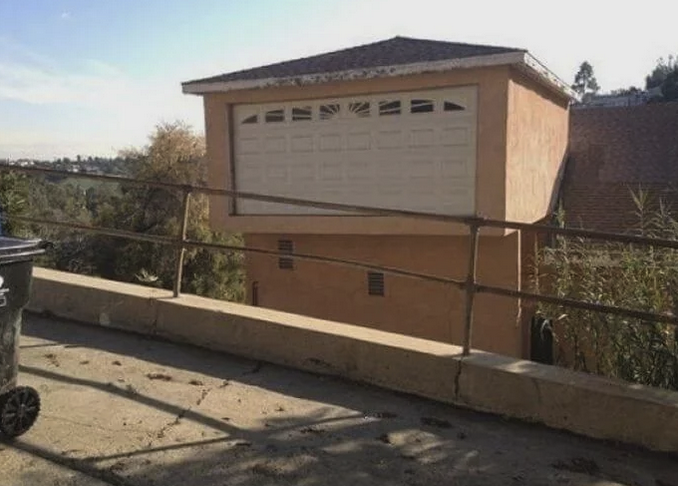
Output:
[[147, 403, 193, 447], [150, 297, 160, 336], [147, 383, 217, 447], [196, 387, 210, 406], [453, 355, 465, 402]]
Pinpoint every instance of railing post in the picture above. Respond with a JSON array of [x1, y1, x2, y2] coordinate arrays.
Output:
[[462, 221, 480, 356], [173, 188, 192, 298]]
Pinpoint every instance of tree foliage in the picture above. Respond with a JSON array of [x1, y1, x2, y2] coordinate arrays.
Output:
[[645, 56, 678, 101], [610, 86, 641, 96], [535, 191, 678, 391], [91, 122, 244, 301], [571, 61, 600, 99], [1, 122, 244, 302], [0, 172, 29, 235]]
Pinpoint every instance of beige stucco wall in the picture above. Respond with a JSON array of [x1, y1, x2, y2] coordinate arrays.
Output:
[[505, 69, 570, 223], [243, 233, 524, 357], [204, 67, 511, 234], [197, 65, 570, 358]]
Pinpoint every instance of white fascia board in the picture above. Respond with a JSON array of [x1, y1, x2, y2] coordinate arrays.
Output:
[[182, 51, 577, 101], [182, 51, 526, 94], [522, 53, 579, 101]]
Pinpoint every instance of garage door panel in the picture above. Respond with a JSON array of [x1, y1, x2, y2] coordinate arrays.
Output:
[[319, 134, 343, 152], [345, 160, 374, 181], [375, 130, 404, 149], [289, 162, 316, 181], [409, 128, 437, 148], [347, 132, 371, 151], [441, 127, 472, 146], [319, 161, 344, 181], [233, 86, 477, 216], [290, 135, 314, 153], [236, 137, 261, 155], [264, 165, 288, 182], [441, 158, 472, 178], [408, 159, 437, 179], [238, 164, 265, 185], [263, 137, 287, 153]]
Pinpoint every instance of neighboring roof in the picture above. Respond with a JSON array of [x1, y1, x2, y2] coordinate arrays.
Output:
[[182, 36, 576, 99], [562, 102, 678, 233]]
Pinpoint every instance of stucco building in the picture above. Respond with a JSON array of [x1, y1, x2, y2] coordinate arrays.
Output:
[[182, 36, 575, 358]]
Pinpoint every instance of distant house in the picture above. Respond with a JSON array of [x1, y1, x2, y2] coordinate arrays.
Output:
[[562, 102, 678, 233], [574, 87, 663, 109], [182, 36, 575, 358]]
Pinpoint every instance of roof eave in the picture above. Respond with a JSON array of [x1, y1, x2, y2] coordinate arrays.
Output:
[[182, 51, 577, 101], [520, 53, 579, 101]]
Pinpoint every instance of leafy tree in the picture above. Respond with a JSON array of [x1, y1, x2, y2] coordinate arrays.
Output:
[[26, 176, 95, 273], [660, 69, 678, 101], [645, 56, 676, 89], [0, 172, 29, 235], [572, 61, 600, 100], [91, 122, 244, 301], [610, 86, 641, 96], [645, 56, 678, 101], [0, 123, 244, 302]]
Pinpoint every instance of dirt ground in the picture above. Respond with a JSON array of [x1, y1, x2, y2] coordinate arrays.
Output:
[[1, 314, 676, 486]]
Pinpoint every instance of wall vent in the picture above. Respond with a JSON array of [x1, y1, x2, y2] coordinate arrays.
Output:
[[367, 271, 385, 296], [278, 239, 294, 270]]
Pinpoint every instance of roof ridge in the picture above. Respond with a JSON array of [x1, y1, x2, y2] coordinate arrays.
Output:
[[197, 36, 398, 83], [392, 35, 526, 52]]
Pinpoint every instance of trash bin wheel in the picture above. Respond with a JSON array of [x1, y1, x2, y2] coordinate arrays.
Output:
[[0, 386, 40, 438]]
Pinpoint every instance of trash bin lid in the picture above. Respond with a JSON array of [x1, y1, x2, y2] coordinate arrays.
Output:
[[0, 237, 44, 262]]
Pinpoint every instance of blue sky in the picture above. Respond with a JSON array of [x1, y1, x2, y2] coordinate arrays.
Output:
[[1, 0, 677, 159]]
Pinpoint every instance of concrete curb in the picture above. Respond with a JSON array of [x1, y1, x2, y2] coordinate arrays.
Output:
[[27, 268, 678, 453]]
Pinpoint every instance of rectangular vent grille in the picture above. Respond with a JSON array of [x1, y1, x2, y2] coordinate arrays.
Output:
[[278, 239, 294, 270], [367, 271, 385, 296]]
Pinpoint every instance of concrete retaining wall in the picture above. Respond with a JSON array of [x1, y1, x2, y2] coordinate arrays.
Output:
[[28, 268, 678, 453]]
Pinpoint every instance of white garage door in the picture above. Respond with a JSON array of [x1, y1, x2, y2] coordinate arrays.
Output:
[[233, 86, 477, 215]]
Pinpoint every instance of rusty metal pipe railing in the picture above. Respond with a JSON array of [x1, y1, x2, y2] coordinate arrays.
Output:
[[3, 163, 678, 360], [1, 214, 466, 289], [462, 223, 480, 356], [4, 164, 678, 249], [475, 283, 678, 326], [6, 211, 678, 329], [173, 188, 192, 297]]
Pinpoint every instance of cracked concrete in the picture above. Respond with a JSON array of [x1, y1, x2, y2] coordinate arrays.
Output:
[[1, 314, 677, 486]]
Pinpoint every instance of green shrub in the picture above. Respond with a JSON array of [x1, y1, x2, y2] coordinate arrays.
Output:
[[536, 191, 678, 390]]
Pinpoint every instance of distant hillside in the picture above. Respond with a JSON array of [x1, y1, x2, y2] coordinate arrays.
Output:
[[1, 156, 133, 178]]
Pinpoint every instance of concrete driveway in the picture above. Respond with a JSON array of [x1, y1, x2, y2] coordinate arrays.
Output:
[[1, 314, 676, 486]]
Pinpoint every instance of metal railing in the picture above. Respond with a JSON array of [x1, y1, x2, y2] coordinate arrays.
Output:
[[2, 164, 678, 357]]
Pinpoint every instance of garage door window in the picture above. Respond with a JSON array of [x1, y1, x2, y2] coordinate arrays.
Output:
[[319, 104, 341, 120], [444, 101, 465, 112], [410, 99, 434, 113], [292, 106, 312, 121], [379, 100, 401, 116], [348, 102, 371, 118], [265, 109, 285, 123], [242, 114, 258, 124]]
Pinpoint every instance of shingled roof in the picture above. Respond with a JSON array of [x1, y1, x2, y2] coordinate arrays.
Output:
[[184, 36, 523, 86], [561, 102, 678, 233], [182, 36, 574, 97]]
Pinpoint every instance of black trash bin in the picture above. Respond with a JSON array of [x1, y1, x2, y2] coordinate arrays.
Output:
[[0, 236, 44, 438]]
